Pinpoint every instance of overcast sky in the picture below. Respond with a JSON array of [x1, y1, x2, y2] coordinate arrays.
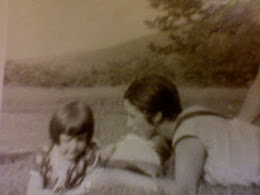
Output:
[[6, 0, 158, 60]]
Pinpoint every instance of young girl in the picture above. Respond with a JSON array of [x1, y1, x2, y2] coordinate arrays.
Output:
[[26, 101, 100, 194], [123, 75, 260, 194]]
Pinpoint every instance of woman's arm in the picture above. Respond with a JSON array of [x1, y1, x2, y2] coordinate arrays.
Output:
[[238, 67, 260, 123], [162, 137, 206, 194]]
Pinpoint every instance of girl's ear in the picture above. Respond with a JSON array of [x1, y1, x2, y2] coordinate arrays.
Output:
[[153, 112, 162, 124]]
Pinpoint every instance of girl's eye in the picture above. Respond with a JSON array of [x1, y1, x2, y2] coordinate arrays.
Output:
[[61, 135, 72, 142], [78, 137, 85, 142], [76, 135, 87, 141]]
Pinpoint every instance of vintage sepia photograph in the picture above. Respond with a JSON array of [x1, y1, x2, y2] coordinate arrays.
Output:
[[0, 0, 260, 194]]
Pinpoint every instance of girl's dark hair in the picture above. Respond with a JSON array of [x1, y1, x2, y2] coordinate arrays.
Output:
[[124, 75, 182, 124], [49, 101, 94, 145]]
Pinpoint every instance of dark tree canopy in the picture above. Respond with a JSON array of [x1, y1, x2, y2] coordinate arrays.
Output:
[[145, 0, 260, 86]]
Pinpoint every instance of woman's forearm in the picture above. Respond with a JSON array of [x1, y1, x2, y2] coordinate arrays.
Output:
[[238, 68, 260, 123]]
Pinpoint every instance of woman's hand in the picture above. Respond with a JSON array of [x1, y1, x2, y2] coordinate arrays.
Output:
[[152, 135, 171, 163]]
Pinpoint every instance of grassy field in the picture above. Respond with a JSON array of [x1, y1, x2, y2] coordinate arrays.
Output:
[[2, 85, 259, 194], [1, 1, 259, 193], [0, 85, 249, 150]]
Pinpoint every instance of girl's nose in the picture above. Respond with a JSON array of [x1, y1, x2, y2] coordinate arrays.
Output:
[[69, 138, 77, 149], [126, 117, 133, 128]]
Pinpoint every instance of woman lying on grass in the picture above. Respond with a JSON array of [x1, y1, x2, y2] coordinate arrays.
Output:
[[123, 75, 260, 194]]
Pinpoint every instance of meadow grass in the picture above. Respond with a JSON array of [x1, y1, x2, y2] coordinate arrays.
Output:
[[0, 86, 258, 194]]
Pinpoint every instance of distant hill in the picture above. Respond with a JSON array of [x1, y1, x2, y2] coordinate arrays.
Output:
[[5, 32, 182, 87], [5, 30, 255, 87], [6, 32, 171, 69]]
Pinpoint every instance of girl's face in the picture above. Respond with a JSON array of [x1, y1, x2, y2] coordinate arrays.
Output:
[[124, 99, 155, 139], [58, 134, 87, 161]]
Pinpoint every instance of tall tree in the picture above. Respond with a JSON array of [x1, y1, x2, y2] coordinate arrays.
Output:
[[146, 0, 260, 86]]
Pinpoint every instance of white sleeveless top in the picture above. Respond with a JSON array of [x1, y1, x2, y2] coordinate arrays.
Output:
[[172, 106, 260, 186], [107, 133, 162, 177], [111, 133, 160, 166]]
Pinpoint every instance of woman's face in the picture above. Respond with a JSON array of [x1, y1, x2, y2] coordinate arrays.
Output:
[[58, 134, 87, 161], [123, 99, 155, 139]]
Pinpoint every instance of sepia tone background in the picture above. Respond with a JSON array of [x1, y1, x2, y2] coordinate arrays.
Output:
[[0, 0, 260, 194]]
